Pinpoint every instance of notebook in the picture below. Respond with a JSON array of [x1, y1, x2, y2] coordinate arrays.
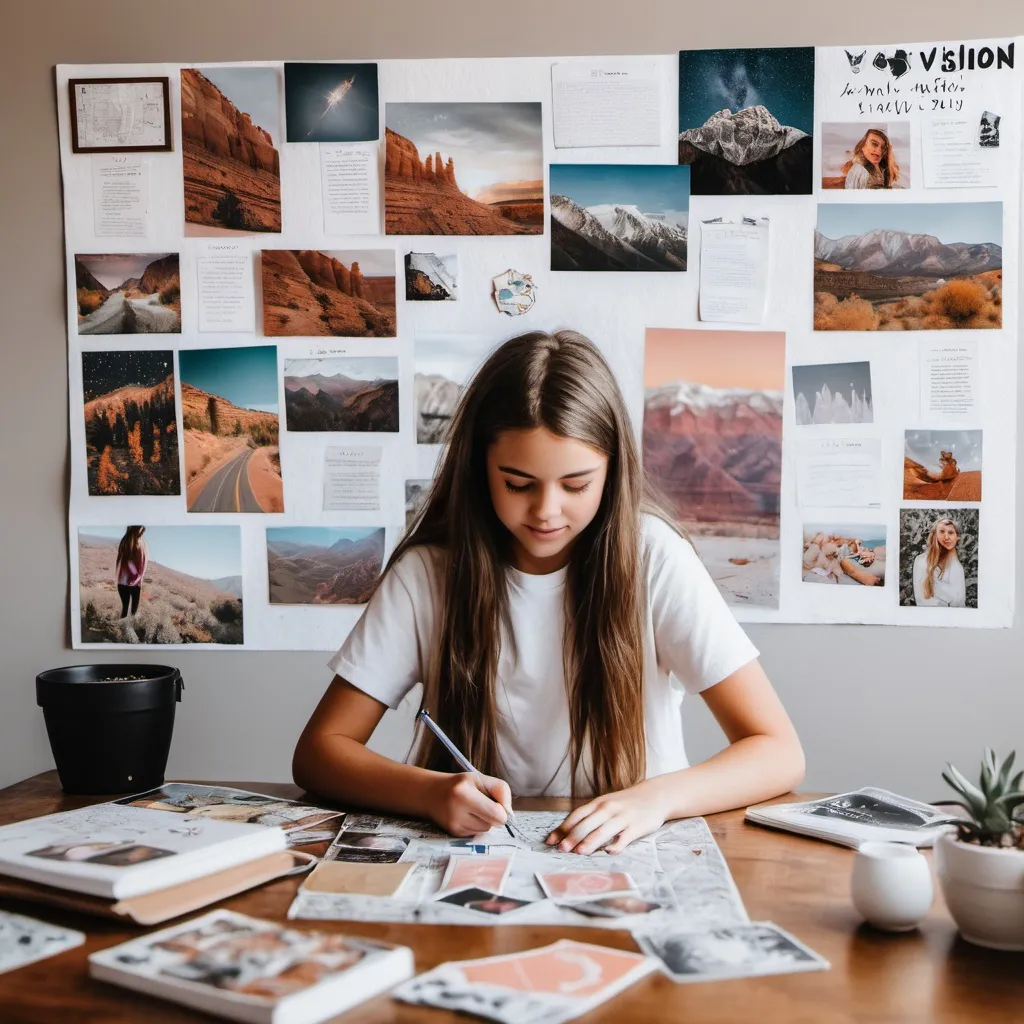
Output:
[[89, 909, 415, 1024]]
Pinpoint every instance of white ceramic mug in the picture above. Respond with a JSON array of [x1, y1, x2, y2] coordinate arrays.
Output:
[[851, 841, 934, 931]]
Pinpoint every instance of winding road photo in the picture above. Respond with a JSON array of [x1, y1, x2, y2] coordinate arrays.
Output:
[[78, 290, 182, 335], [190, 450, 265, 513]]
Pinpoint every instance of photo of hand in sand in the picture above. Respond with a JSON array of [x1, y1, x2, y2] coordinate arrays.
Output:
[[802, 526, 886, 587]]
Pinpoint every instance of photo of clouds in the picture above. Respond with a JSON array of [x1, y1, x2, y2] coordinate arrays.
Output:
[[284, 62, 379, 143]]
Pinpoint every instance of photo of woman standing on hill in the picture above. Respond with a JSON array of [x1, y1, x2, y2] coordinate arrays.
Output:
[[115, 525, 148, 618], [843, 128, 901, 189]]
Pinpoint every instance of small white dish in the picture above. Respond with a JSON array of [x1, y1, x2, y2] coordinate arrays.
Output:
[[851, 841, 934, 932]]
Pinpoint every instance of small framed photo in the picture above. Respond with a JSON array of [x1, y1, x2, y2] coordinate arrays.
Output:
[[69, 77, 172, 153]]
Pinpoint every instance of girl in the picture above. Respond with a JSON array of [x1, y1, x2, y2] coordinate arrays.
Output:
[[843, 128, 900, 189], [293, 331, 804, 855], [115, 525, 148, 618], [912, 517, 966, 607]]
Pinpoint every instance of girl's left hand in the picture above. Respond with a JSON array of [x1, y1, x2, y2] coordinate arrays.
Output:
[[545, 786, 667, 856]]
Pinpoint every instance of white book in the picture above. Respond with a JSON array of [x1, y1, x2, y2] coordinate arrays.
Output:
[[89, 909, 415, 1024], [745, 788, 957, 849], [0, 802, 286, 899]]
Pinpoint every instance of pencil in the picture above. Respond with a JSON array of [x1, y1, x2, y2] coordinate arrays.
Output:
[[417, 709, 522, 841]]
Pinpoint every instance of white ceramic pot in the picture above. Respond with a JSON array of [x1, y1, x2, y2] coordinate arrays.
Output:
[[851, 841, 934, 931], [934, 831, 1024, 951]]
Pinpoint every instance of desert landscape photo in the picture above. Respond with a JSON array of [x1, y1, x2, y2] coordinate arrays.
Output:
[[815, 203, 1003, 331], [178, 345, 283, 513], [284, 62, 379, 143], [678, 47, 814, 195], [792, 361, 873, 425], [643, 328, 785, 607], [550, 164, 689, 272], [82, 350, 180, 496], [385, 103, 543, 235], [266, 526, 385, 604], [405, 252, 458, 301], [261, 249, 396, 336], [415, 335, 495, 444], [904, 429, 982, 501], [79, 525, 243, 644], [76, 253, 180, 334], [283, 356, 398, 432], [181, 66, 281, 234]]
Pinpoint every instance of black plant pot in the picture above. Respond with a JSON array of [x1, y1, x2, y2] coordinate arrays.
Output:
[[36, 664, 183, 795]]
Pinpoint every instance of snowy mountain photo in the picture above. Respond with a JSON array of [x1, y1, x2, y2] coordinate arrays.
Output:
[[550, 165, 689, 272]]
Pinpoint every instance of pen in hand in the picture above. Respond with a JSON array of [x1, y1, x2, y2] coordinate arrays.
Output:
[[416, 709, 522, 841]]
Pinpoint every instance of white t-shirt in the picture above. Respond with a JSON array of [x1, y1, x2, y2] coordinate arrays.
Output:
[[328, 515, 759, 797]]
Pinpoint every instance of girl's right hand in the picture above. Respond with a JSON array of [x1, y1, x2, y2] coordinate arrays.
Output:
[[429, 772, 512, 837]]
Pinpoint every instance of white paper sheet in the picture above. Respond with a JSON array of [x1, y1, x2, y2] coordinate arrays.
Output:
[[197, 244, 255, 332], [920, 340, 980, 420], [551, 60, 660, 148], [796, 438, 882, 508], [323, 447, 383, 511], [92, 155, 148, 237], [321, 143, 380, 235], [698, 219, 769, 323], [923, 115, 1001, 187]]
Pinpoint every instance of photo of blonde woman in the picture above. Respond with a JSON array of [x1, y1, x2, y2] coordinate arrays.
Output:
[[821, 122, 909, 190], [899, 510, 978, 608]]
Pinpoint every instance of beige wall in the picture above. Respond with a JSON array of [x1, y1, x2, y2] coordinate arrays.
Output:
[[2, 1, 1022, 797]]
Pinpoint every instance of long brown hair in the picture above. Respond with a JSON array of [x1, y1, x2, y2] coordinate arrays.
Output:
[[842, 128, 900, 186], [922, 517, 959, 600], [116, 525, 146, 570], [389, 330, 678, 797]]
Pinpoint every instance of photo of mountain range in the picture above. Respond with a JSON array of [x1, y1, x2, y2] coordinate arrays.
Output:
[[385, 103, 543, 234], [678, 47, 814, 195], [644, 328, 784, 608], [266, 527, 385, 604], [550, 164, 689, 272], [283, 357, 398, 433], [415, 335, 495, 444], [815, 203, 1003, 330]]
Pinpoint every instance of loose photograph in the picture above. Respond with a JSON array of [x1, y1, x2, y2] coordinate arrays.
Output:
[[82, 350, 180, 496], [385, 102, 543, 234], [802, 526, 886, 587], [76, 253, 180, 334], [267, 527, 385, 604], [644, 328, 784, 608], [415, 336, 495, 444], [283, 357, 399, 432], [284, 62, 379, 143], [815, 202, 1002, 330], [678, 47, 814, 195], [904, 429, 982, 501], [639, 923, 828, 982], [792, 361, 873, 425], [899, 508, 978, 608], [182, 66, 281, 234], [549, 164, 689, 271], [178, 346, 283, 513], [821, 122, 909, 189], [261, 249, 396, 336], [405, 252, 458, 301], [78, 525, 243, 645]]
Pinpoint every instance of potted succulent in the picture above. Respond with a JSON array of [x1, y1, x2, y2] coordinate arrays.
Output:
[[934, 748, 1024, 951]]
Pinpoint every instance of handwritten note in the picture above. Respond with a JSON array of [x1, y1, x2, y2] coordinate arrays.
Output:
[[551, 60, 660, 148], [797, 438, 882, 508], [92, 155, 148, 237], [321, 143, 379, 235], [197, 245, 254, 332], [699, 219, 769, 323]]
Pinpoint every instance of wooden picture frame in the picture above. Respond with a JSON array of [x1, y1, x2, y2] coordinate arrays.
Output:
[[69, 76, 172, 154]]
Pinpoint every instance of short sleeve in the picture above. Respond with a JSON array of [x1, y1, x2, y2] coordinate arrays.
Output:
[[326, 546, 440, 710], [644, 516, 759, 696]]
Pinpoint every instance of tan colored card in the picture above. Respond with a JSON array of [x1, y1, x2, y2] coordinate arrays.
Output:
[[302, 859, 414, 896]]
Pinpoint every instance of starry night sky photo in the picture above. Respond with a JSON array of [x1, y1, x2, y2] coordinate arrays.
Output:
[[679, 47, 815, 134], [82, 350, 174, 401], [285, 62, 379, 143]]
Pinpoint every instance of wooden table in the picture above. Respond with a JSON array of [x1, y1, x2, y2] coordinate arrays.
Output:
[[0, 773, 1020, 1023]]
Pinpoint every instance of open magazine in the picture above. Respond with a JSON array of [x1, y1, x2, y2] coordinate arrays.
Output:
[[745, 788, 957, 849], [89, 909, 414, 1024]]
